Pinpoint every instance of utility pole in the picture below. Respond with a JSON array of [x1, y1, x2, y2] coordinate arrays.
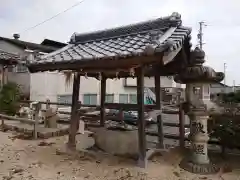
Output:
[[197, 21, 207, 50], [233, 80, 235, 92], [224, 63, 227, 93]]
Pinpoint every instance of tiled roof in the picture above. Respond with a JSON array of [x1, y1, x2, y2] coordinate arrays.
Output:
[[0, 49, 20, 64], [0, 37, 60, 53], [41, 39, 67, 49], [28, 12, 191, 71]]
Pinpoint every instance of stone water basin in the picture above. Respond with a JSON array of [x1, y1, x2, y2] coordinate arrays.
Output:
[[90, 126, 139, 158]]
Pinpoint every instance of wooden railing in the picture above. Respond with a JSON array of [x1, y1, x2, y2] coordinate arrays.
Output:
[[2, 99, 239, 151]]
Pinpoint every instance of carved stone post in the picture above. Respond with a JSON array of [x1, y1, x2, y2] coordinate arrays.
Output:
[[31, 101, 41, 139], [174, 47, 224, 174]]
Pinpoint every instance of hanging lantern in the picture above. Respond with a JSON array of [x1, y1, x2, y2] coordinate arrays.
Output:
[[98, 72, 102, 81], [84, 72, 88, 79], [129, 68, 135, 77]]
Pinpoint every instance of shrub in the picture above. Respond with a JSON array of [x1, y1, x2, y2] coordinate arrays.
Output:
[[209, 115, 240, 156], [0, 82, 21, 115], [219, 90, 240, 103]]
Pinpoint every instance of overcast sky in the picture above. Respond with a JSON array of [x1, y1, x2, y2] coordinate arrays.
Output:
[[1, 0, 239, 85]]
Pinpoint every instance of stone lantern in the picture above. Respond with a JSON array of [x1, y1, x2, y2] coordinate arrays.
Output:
[[174, 47, 224, 174]]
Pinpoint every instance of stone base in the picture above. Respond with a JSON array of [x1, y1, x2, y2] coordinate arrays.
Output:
[[179, 158, 220, 174], [0, 120, 69, 139]]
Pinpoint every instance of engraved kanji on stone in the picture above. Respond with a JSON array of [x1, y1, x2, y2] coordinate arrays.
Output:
[[192, 122, 205, 134], [192, 144, 205, 155]]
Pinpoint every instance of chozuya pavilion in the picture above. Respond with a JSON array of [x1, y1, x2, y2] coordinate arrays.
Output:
[[26, 12, 224, 173]]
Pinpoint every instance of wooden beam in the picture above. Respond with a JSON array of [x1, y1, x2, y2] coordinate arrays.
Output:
[[28, 54, 162, 73], [136, 66, 147, 168], [104, 103, 157, 111], [0, 114, 35, 124], [67, 72, 81, 150], [100, 76, 106, 126], [154, 75, 164, 149]]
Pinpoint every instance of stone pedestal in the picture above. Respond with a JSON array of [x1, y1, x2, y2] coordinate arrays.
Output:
[[179, 111, 219, 174], [42, 108, 58, 128], [190, 114, 209, 165]]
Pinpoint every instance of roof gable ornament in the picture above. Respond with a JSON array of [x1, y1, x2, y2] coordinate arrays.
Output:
[[169, 12, 182, 26], [170, 12, 181, 21]]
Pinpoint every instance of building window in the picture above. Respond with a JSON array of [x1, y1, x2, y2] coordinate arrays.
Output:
[[119, 94, 128, 103], [15, 64, 28, 73], [105, 94, 114, 103], [57, 94, 72, 106], [129, 94, 137, 104], [83, 94, 97, 105]]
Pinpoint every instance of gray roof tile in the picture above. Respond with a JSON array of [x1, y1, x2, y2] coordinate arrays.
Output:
[[28, 12, 192, 71]]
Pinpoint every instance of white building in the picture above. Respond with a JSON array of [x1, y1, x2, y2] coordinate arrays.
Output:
[[30, 72, 184, 105], [0, 36, 67, 97]]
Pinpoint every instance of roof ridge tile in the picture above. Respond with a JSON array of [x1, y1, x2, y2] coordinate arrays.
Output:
[[70, 12, 183, 44]]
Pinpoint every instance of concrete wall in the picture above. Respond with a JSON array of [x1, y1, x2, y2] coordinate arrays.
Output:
[[30, 72, 139, 103], [0, 40, 23, 54], [30, 71, 184, 103], [7, 72, 30, 95]]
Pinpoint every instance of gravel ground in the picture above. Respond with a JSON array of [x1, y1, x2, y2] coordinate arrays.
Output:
[[0, 130, 240, 180]]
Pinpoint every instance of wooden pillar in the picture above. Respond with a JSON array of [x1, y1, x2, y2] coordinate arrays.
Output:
[[32, 102, 41, 139], [0, 66, 3, 89], [137, 66, 147, 168], [3, 67, 7, 84], [179, 103, 185, 148], [154, 75, 164, 149], [67, 72, 81, 150], [100, 76, 106, 126]]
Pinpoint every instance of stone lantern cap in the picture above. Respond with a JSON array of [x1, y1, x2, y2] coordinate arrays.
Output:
[[174, 47, 224, 84]]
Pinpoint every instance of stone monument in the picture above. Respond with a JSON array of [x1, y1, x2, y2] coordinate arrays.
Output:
[[174, 47, 224, 174]]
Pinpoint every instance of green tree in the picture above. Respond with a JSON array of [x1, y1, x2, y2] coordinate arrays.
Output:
[[209, 115, 240, 157]]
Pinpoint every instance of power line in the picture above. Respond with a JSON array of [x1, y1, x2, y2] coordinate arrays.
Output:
[[207, 23, 240, 27], [20, 0, 85, 34]]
